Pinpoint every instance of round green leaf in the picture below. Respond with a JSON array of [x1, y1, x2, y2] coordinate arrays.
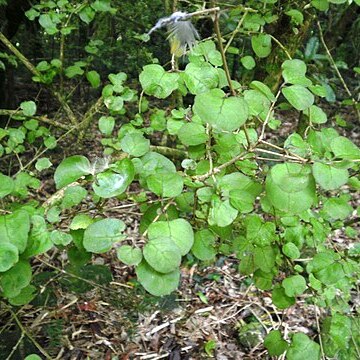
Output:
[[136, 260, 180, 296], [0, 210, 30, 253], [104, 96, 124, 112], [147, 172, 184, 198], [305, 105, 327, 124], [98, 116, 115, 136], [0, 260, 32, 298], [143, 237, 181, 273], [330, 136, 360, 160], [266, 163, 316, 214], [54, 155, 91, 189], [50, 230, 73, 246], [272, 285, 295, 309], [139, 64, 179, 99], [61, 185, 87, 209], [264, 330, 289, 356], [193, 89, 248, 132], [241, 55, 256, 70], [208, 197, 238, 227], [286, 333, 320, 360], [20, 100, 37, 116], [0, 243, 19, 272], [117, 245, 142, 266], [83, 218, 126, 253], [25, 355, 42, 360], [93, 171, 130, 198], [282, 85, 314, 111], [192, 229, 216, 261], [147, 219, 194, 256], [183, 62, 219, 94], [120, 133, 150, 157], [283, 242, 300, 259], [0, 173, 14, 198], [312, 162, 348, 190], [282, 275, 307, 297], [251, 34, 272, 58], [8, 284, 37, 306], [282, 59, 311, 86], [35, 157, 52, 171], [178, 122, 208, 146]]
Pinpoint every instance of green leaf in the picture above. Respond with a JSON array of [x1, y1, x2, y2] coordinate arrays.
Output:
[[44, 136, 57, 149], [0, 260, 32, 298], [79, 6, 95, 23], [272, 285, 295, 309], [178, 123, 208, 146], [24, 355, 42, 360], [193, 89, 248, 132], [54, 155, 91, 189], [266, 163, 316, 214], [283, 242, 300, 259], [99, 116, 115, 136], [8, 284, 37, 306], [285, 9, 304, 25], [109, 72, 127, 92], [83, 218, 126, 253], [321, 314, 352, 355], [312, 162, 348, 190], [287, 333, 320, 360], [139, 64, 179, 99], [282, 59, 311, 86], [65, 65, 84, 78], [50, 230, 73, 246], [254, 246, 276, 272], [304, 105, 327, 124], [250, 81, 275, 101], [0, 210, 30, 253], [147, 172, 184, 197], [137, 152, 176, 179], [70, 214, 94, 230], [39, 14, 57, 34], [0, 173, 14, 198], [61, 185, 87, 209], [0, 243, 19, 272], [20, 100, 37, 116], [251, 34, 272, 58], [86, 70, 101, 88], [143, 236, 181, 273], [147, 219, 194, 255], [208, 196, 238, 227], [282, 85, 314, 111], [104, 96, 124, 112], [311, 0, 329, 11], [117, 245, 142, 266], [282, 275, 307, 297], [330, 136, 360, 160], [120, 132, 150, 157], [183, 62, 219, 94], [241, 55, 256, 70], [35, 157, 52, 171], [93, 171, 130, 198], [322, 195, 352, 221], [136, 260, 180, 296], [264, 330, 289, 356], [192, 229, 216, 261]]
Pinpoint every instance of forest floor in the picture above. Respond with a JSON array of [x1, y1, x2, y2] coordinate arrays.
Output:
[[0, 84, 359, 360]]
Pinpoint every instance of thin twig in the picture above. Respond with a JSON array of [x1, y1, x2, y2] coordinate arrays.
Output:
[[224, 10, 249, 54], [317, 21, 360, 121]]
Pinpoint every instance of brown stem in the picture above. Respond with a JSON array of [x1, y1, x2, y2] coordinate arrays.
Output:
[[0, 109, 70, 130]]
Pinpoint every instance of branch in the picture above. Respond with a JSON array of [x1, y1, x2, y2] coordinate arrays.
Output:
[[0, 109, 70, 130], [211, 3, 236, 96], [0, 31, 78, 126]]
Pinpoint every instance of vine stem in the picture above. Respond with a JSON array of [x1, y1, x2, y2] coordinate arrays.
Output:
[[211, 3, 236, 96], [2, 303, 53, 360], [317, 21, 360, 121], [224, 9, 249, 54]]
